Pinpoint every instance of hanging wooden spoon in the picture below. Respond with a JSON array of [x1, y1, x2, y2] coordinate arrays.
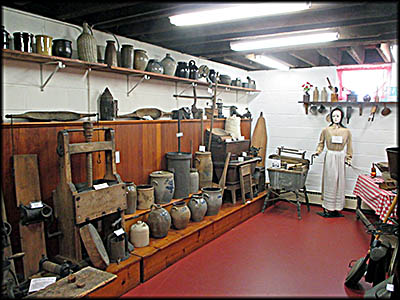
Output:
[[381, 103, 391, 116]]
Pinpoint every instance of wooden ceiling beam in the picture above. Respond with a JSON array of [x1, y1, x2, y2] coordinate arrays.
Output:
[[267, 53, 311, 68], [289, 50, 321, 67], [346, 46, 365, 64], [219, 57, 264, 71], [317, 48, 342, 65], [376, 43, 392, 63]]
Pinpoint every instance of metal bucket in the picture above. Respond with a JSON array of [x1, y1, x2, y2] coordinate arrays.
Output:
[[386, 147, 398, 180], [166, 152, 192, 199]]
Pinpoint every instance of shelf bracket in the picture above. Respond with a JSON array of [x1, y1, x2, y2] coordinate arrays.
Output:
[[127, 74, 150, 96], [40, 61, 66, 91], [176, 82, 197, 98], [216, 87, 231, 98]]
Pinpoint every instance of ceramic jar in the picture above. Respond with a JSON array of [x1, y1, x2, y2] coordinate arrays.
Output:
[[147, 204, 171, 238], [188, 60, 199, 80], [321, 87, 328, 102], [145, 59, 164, 73], [13, 32, 34, 52], [170, 200, 191, 230], [105, 40, 118, 67], [77, 22, 97, 63], [52, 39, 72, 58], [160, 53, 176, 76], [125, 182, 137, 214], [2, 26, 11, 49], [35, 35, 53, 56], [194, 151, 213, 189], [313, 87, 319, 101], [137, 184, 155, 210], [202, 187, 222, 216], [175, 62, 189, 78], [150, 171, 175, 204], [120, 44, 134, 68], [189, 168, 199, 194], [209, 69, 217, 83], [129, 221, 149, 248], [134, 49, 149, 70], [187, 194, 208, 222]]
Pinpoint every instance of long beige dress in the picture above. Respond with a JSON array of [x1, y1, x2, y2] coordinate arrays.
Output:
[[315, 124, 353, 211]]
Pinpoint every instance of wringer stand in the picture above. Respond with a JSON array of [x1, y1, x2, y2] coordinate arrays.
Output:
[[53, 121, 127, 264]]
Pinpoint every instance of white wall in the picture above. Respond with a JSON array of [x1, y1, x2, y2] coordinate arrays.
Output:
[[248, 66, 398, 196], [2, 6, 254, 119], [2, 6, 398, 198]]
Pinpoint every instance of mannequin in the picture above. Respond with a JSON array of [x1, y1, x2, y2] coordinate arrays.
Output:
[[313, 107, 353, 218]]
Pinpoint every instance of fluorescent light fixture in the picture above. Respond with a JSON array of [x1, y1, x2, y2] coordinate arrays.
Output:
[[247, 54, 290, 71], [169, 2, 311, 26], [390, 44, 397, 62], [231, 31, 339, 51]]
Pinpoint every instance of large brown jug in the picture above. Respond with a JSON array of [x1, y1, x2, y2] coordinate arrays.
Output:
[[77, 22, 97, 63]]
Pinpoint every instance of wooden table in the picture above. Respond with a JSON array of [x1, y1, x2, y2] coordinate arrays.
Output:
[[353, 174, 397, 226], [25, 266, 116, 298]]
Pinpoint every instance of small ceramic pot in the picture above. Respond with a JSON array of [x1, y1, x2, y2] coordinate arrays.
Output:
[[35, 35, 53, 56], [129, 220, 149, 248], [104, 40, 118, 67], [52, 39, 72, 58], [202, 187, 222, 216], [170, 200, 191, 230], [219, 74, 231, 85], [2, 26, 11, 49], [145, 59, 164, 74], [137, 184, 155, 210], [147, 204, 171, 238], [187, 194, 208, 222], [125, 182, 137, 214], [188, 60, 199, 80], [160, 53, 176, 76], [175, 61, 189, 78], [13, 32, 34, 52], [134, 49, 149, 71], [150, 170, 175, 204], [121, 44, 134, 68]]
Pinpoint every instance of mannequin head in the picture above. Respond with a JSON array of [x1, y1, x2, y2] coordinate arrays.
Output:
[[329, 107, 346, 127]]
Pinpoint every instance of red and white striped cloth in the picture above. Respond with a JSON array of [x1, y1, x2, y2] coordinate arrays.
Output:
[[353, 174, 397, 223]]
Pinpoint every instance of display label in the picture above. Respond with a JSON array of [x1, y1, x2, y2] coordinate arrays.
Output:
[[176, 132, 183, 138], [114, 228, 125, 236], [238, 157, 244, 162], [28, 277, 57, 293], [331, 136, 343, 143], [30, 201, 43, 209], [199, 145, 206, 152], [93, 183, 109, 190]]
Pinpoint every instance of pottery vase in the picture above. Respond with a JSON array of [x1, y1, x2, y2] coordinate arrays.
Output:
[[187, 194, 208, 222], [129, 220, 149, 248], [137, 184, 155, 210], [189, 168, 199, 194], [52, 39, 72, 58], [160, 53, 176, 76], [2, 26, 11, 49], [145, 59, 164, 73], [202, 187, 222, 216], [194, 151, 213, 189], [120, 44, 134, 68], [321, 87, 328, 102], [149, 170, 175, 204], [77, 22, 97, 63], [134, 49, 149, 71], [13, 32, 34, 53], [147, 204, 171, 238], [175, 61, 189, 78], [104, 40, 118, 67], [303, 92, 310, 102], [125, 182, 137, 214], [170, 200, 191, 230], [35, 35, 53, 56], [313, 87, 319, 102]]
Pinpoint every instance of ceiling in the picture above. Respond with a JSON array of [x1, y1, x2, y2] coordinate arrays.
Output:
[[3, 1, 398, 71]]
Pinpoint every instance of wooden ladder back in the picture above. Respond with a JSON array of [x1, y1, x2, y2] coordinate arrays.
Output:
[[239, 164, 253, 203]]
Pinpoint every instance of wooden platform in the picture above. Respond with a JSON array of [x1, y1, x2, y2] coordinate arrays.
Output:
[[87, 190, 266, 297]]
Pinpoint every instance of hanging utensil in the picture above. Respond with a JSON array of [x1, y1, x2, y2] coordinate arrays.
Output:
[[368, 105, 378, 122], [346, 106, 352, 124], [381, 103, 391, 116]]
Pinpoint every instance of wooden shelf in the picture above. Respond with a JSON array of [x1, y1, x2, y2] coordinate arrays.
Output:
[[2, 49, 261, 93], [298, 101, 397, 105]]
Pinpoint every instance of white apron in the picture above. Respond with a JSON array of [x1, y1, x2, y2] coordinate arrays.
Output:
[[321, 150, 346, 211]]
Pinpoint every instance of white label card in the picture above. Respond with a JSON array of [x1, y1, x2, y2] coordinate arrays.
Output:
[[115, 151, 120, 164], [331, 135, 343, 144], [93, 183, 109, 190], [238, 157, 244, 162], [242, 152, 247, 157], [114, 228, 125, 236], [176, 132, 183, 138], [199, 145, 206, 152], [238, 136, 245, 141], [28, 277, 57, 293], [271, 159, 281, 168], [30, 201, 43, 209], [225, 138, 232, 142]]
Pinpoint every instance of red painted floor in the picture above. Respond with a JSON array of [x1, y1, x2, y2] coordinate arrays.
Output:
[[122, 201, 375, 297]]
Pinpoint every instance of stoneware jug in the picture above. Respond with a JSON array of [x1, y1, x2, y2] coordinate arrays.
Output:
[[189, 168, 199, 194], [35, 35, 53, 56], [121, 44, 134, 68], [137, 184, 155, 210], [149, 170, 175, 204], [175, 61, 189, 78], [145, 59, 164, 74], [77, 22, 97, 63], [134, 49, 149, 70], [125, 181, 137, 214], [170, 200, 191, 230], [194, 151, 213, 188], [147, 204, 171, 238], [187, 194, 207, 222], [202, 187, 222, 216], [104, 40, 118, 67], [129, 220, 149, 248], [160, 53, 176, 76]]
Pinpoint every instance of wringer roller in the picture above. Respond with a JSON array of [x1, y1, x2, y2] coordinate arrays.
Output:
[[52, 121, 127, 266]]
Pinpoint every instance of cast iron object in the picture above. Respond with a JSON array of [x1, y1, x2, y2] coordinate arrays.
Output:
[[219, 74, 231, 85], [39, 255, 71, 277], [52, 39, 72, 58], [99, 87, 118, 120], [344, 255, 369, 288], [386, 147, 398, 180], [13, 32, 34, 52], [188, 60, 199, 80], [19, 203, 53, 226], [175, 61, 189, 78]]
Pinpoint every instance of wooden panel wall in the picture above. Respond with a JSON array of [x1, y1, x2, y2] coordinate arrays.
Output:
[[1, 119, 251, 274]]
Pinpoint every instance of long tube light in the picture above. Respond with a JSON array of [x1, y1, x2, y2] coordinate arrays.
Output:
[[231, 31, 339, 51], [169, 2, 311, 26], [247, 54, 290, 71]]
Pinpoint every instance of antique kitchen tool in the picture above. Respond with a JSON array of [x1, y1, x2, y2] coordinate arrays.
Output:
[[207, 73, 219, 152], [250, 112, 267, 167], [53, 122, 126, 265], [5, 111, 97, 121], [118, 107, 172, 120], [368, 105, 378, 122], [346, 106, 352, 124], [381, 103, 391, 116], [99, 87, 118, 120]]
